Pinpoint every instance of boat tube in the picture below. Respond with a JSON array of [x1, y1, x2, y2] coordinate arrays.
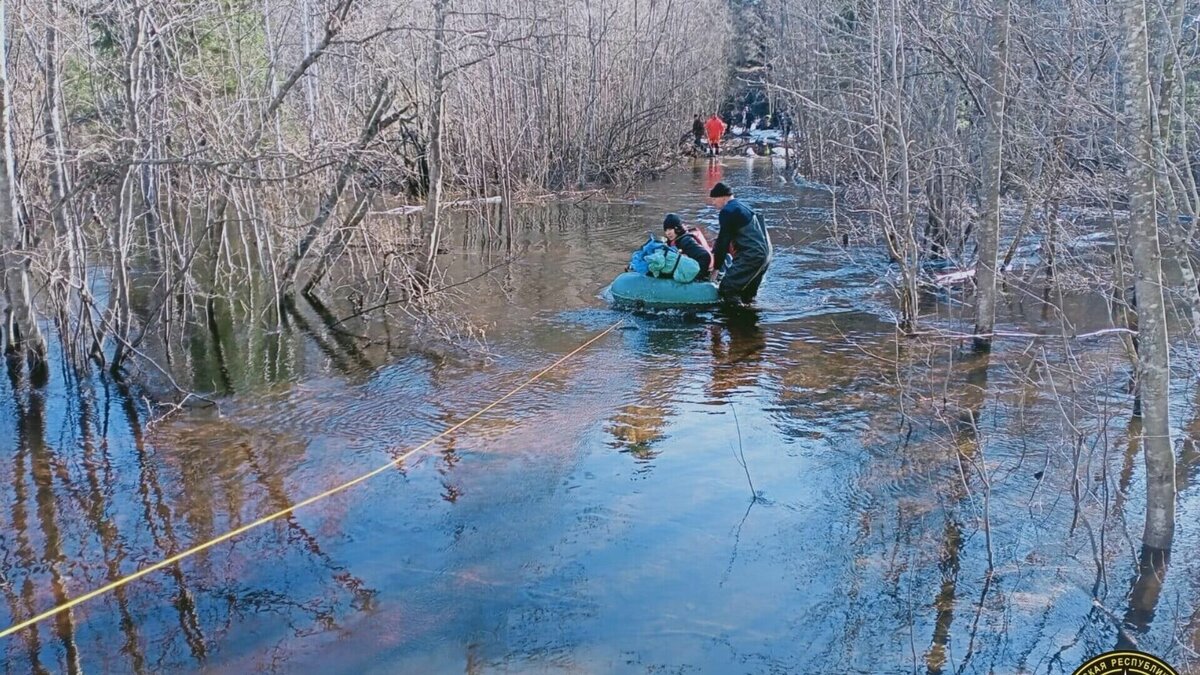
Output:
[[608, 271, 720, 310]]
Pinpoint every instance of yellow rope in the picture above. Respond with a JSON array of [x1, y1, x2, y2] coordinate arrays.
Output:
[[0, 319, 624, 640]]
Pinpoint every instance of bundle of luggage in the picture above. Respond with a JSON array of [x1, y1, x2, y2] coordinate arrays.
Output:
[[627, 236, 702, 284]]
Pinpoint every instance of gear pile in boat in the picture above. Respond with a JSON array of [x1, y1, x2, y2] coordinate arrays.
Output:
[[627, 236, 702, 284]]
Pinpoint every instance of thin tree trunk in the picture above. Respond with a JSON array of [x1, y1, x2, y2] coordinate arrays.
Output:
[[1121, 0, 1175, 551], [301, 0, 320, 144], [41, 0, 86, 370], [1002, 152, 1050, 271], [0, 0, 47, 379], [42, 0, 70, 242], [889, 0, 918, 335], [110, 3, 149, 370], [1153, 0, 1200, 332], [303, 191, 371, 295], [973, 0, 1010, 352], [420, 0, 450, 286]]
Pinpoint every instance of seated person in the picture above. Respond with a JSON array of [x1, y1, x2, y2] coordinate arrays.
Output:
[[662, 213, 714, 280]]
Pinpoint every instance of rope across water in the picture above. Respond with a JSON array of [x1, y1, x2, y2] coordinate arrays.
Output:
[[0, 319, 625, 640]]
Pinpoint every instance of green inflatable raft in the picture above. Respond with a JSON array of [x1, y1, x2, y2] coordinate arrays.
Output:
[[609, 272, 720, 310]]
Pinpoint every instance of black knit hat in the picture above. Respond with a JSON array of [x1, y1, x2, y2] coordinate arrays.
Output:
[[662, 213, 685, 234], [709, 182, 733, 198]]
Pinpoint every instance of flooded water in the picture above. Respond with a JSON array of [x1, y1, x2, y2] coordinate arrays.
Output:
[[4, 158, 1200, 674]]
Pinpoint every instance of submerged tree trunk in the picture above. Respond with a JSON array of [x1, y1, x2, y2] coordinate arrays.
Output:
[[0, 0, 47, 379], [419, 0, 450, 288], [973, 0, 1010, 352], [872, 0, 920, 335], [282, 82, 400, 288], [303, 192, 372, 296], [42, 0, 91, 370], [1121, 0, 1175, 551]]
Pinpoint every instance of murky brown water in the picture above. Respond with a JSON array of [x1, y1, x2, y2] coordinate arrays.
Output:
[[4, 158, 1200, 673]]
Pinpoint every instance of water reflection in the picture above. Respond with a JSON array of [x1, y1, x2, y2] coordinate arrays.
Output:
[[1112, 414, 1144, 533], [1109, 386, 1199, 649], [707, 305, 766, 402], [280, 294, 373, 377], [605, 320, 707, 463], [606, 400, 672, 462], [604, 307, 767, 465], [7, 379, 58, 675], [3, 161, 1199, 672], [924, 352, 991, 675], [116, 377, 208, 664], [702, 161, 724, 195], [1118, 546, 1169, 650]]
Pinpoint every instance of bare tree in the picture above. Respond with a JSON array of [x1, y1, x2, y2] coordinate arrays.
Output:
[[420, 0, 450, 287], [0, 0, 46, 380], [1120, 0, 1175, 550], [973, 0, 1011, 352]]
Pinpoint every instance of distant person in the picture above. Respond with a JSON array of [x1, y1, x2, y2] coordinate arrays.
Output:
[[707, 182, 772, 303], [740, 105, 750, 127], [704, 114, 727, 156], [691, 114, 705, 153], [662, 213, 714, 279]]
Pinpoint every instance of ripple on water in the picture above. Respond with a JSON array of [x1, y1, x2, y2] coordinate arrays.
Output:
[[15, 162, 1175, 674], [549, 306, 636, 331], [233, 359, 442, 440]]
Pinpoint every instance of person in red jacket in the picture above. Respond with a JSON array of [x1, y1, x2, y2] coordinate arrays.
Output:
[[704, 114, 727, 156]]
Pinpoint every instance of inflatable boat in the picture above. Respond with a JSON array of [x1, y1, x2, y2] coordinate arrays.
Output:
[[608, 272, 720, 310]]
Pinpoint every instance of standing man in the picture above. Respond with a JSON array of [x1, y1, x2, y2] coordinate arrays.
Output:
[[704, 113, 727, 156], [692, 114, 705, 154], [707, 182, 772, 303]]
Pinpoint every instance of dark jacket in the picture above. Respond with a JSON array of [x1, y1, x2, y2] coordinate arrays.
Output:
[[692, 118, 705, 138], [671, 230, 713, 278], [712, 199, 771, 272]]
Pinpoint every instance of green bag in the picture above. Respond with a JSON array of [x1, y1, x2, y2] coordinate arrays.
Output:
[[672, 253, 701, 283], [645, 250, 668, 276], [646, 248, 701, 283]]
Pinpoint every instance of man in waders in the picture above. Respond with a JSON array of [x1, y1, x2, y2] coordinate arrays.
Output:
[[692, 114, 705, 153], [707, 182, 772, 303]]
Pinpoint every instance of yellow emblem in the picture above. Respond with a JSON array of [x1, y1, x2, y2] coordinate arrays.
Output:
[[1072, 650, 1179, 675]]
